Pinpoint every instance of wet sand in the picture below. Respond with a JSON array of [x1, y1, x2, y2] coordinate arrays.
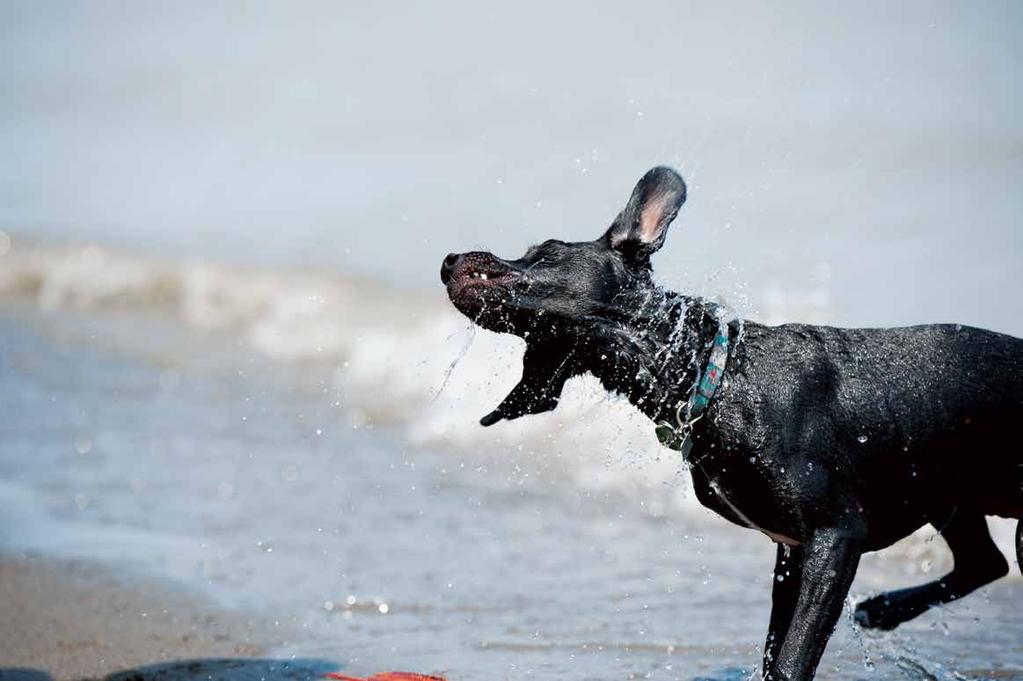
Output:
[[0, 554, 332, 681]]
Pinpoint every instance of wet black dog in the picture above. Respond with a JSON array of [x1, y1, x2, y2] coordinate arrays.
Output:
[[440, 166, 1023, 679]]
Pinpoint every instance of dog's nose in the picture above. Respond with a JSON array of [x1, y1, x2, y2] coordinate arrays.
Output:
[[440, 253, 460, 285]]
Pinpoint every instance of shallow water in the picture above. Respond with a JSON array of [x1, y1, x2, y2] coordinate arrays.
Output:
[[1, 297, 1020, 680]]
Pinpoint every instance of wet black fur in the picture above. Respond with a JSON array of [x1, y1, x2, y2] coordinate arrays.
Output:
[[441, 167, 1023, 680]]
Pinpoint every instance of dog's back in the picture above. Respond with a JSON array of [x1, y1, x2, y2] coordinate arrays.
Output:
[[728, 322, 1023, 522]]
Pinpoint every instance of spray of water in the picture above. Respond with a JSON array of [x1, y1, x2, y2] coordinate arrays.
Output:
[[432, 322, 477, 402]]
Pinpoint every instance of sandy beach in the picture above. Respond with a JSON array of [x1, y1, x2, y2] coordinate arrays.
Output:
[[0, 554, 330, 681]]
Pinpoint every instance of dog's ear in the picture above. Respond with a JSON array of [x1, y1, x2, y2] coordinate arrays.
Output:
[[480, 341, 578, 426], [603, 166, 686, 263]]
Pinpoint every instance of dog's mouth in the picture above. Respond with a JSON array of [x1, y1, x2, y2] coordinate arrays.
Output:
[[442, 252, 526, 330], [447, 265, 521, 306], [447, 263, 518, 293]]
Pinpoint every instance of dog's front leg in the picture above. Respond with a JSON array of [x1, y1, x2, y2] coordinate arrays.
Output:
[[771, 522, 865, 680], [763, 543, 803, 679]]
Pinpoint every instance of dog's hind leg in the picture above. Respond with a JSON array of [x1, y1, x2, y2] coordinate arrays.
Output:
[[854, 512, 1008, 631], [763, 544, 803, 678]]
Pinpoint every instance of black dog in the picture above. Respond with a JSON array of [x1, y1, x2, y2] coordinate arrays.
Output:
[[440, 167, 1023, 679]]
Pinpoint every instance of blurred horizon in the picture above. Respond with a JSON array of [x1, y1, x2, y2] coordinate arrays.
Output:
[[2, 0, 1022, 334]]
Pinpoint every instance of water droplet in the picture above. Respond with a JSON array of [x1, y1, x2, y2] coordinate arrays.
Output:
[[378, 602, 390, 614], [217, 482, 235, 499], [281, 464, 300, 482], [74, 435, 92, 455], [857, 434, 869, 444]]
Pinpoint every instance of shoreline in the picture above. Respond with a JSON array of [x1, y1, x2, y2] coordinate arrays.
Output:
[[0, 553, 335, 681]]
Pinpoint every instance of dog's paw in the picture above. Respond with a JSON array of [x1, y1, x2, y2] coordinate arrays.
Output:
[[853, 595, 901, 631]]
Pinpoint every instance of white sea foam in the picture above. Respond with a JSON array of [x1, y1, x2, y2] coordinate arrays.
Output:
[[0, 240, 685, 499]]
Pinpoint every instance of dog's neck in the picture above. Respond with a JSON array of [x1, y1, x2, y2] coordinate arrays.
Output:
[[569, 287, 721, 425]]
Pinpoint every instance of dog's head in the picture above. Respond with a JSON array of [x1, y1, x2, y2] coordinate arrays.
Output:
[[441, 167, 686, 336], [440, 166, 688, 425]]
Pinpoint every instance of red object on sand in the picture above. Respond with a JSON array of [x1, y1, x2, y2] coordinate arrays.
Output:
[[325, 673, 447, 681]]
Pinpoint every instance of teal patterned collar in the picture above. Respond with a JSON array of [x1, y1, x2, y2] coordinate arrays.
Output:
[[655, 304, 735, 459]]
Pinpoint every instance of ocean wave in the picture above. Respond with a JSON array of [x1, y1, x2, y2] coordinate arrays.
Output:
[[0, 240, 685, 496], [2, 238, 1016, 571]]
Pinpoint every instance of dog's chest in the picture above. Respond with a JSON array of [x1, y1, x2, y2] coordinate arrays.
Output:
[[686, 415, 807, 545], [688, 459, 804, 545]]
